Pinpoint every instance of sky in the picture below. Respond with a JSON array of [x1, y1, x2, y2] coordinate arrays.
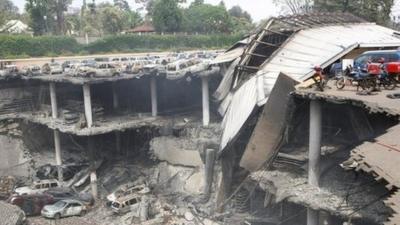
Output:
[[12, 0, 280, 22]]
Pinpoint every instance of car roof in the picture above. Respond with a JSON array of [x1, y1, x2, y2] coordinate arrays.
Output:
[[362, 50, 400, 55], [33, 179, 59, 184], [113, 193, 141, 203], [59, 199, 82, 204]]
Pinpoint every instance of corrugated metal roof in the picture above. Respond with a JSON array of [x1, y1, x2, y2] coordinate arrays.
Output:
[[220, 23, 400, 152], [258, 24, 400, 82], [211, 46, 245, 65]]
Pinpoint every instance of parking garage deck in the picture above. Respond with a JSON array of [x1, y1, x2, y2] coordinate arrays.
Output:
[[295, 85, 400, 117], [1, 111, 201, 136]]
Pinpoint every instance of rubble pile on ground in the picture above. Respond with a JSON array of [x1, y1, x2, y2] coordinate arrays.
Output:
[[0, 201, 25, 225]]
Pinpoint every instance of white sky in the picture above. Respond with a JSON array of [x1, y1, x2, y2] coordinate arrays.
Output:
[[12, 0, 280, 22]]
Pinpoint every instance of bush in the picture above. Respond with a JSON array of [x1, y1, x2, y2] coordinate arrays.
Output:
[[0, 35, 80, 58], [0, 34, 242, 58], [84, 34, 242, 54]]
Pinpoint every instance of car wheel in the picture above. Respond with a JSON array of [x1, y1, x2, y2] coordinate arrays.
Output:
[[113, 72, 120, 77], [80, 210, 86, 217], [54, 213, 61, 220]]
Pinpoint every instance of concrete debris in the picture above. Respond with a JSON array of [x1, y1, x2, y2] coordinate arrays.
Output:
[[0, 201, 25, 225], [251, 168, 390, 223], [0, 176, 16, 199]]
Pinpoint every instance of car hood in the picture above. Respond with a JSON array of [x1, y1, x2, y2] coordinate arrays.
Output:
[[15, 186, 32, 194], [43, 204, 60, 212], [107, 193, 117, 202]]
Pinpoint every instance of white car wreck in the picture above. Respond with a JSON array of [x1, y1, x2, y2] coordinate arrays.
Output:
[[74, 63, 121, 78], [166, 59, 210, 80], [14, 179, 61, 195], [107, 184, 150, 202]]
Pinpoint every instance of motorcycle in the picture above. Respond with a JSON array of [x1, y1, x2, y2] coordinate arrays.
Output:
[[335, 65, 376, 92]]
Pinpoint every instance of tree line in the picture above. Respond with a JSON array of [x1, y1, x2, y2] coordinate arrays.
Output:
[[0, 0, 255, 36], [274, 0, 395, 25]]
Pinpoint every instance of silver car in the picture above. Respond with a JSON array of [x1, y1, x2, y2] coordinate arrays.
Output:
[[41, 199, 87, 219]]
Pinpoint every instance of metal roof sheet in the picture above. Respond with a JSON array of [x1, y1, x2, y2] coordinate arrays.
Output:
[[258, 24, 400, 82]]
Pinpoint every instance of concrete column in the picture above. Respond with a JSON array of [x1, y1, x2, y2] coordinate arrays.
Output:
[[150, 77, 158, 117], [54, 130, 63, 181], [204, 148, 216, 196], [112, 83, 119, 110], [201, 76, 210, 127], [49, 82, 58, 119], [309, 100, 322, 186], [307, 209, 319, 225], [83, 84, 93, 128], [88, 137, 98, 198], [49, 82, 63, 182], [307, 100, 322, 225]]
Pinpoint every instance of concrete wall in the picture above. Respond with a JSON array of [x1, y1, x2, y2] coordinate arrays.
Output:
[[0, 135, 31, 177]]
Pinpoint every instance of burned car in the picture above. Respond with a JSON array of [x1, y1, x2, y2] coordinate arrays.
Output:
[[110, 193, 142, 214], [74, 63, 121, 77], [19, 65, 41, 76], [7, 193, 55, 216], [166, 59, 210, 80], [107, 184, 150, 202], [42, 62, 63, 75], [125, 60, 150, 74], [0, 65, 19, 77], [36, 163, 88, 181]]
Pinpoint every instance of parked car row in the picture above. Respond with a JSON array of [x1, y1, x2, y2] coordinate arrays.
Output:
[[0, 50, 219, 79], [3, 176, 152, 221], [5, 178, 93, 220]]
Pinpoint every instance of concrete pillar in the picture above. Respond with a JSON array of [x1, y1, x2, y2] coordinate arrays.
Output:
[[140, 196, 149, 222], [49, 82, 58, 118], [150, 77, 158, 117], [309, 100, 322, 186], [49, 82, 63, 182], [201, 76, 210, 127], [54, 130, 63, 182], [88, 137, 98, 198], [204, 148, 216, 196], [307, 100, 322, 225], [112, 83, 119, 110], [83, 84, 93, 128], [307, 209, 319, 225]]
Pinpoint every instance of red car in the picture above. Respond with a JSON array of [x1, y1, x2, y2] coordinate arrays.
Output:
[[7, 194, 55, 216]]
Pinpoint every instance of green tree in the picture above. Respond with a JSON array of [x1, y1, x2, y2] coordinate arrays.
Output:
[[228, 5, 252, 21], [114, 0, 130, 11], [152, 0, 183, 32], [0, 0, 19, 26], [122, 10, 143, 30], [314, 0, 394, 24], [184, 2, 232, 34], [100, 6, 124, 34], [26, 0, 72, 35]]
